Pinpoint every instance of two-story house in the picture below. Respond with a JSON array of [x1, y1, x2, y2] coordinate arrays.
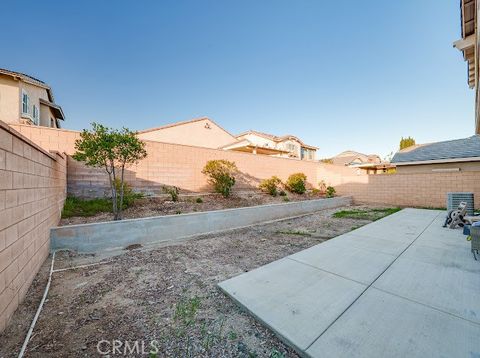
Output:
[[139, 119, 318, 160], [226, 130, 318, 161], [0, 68, 65, 128]]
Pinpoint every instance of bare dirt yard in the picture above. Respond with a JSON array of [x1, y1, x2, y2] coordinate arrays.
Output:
[[60, 191, 324, 226], [0, 205, 399, 358]]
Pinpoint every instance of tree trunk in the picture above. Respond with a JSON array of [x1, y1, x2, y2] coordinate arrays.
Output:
[[106, 164, 117, 220], [112, 164, 119, 220], [118, 165, 125, 220]]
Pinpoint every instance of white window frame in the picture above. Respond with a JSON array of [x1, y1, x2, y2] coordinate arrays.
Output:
[[32, 104, 39, 125], [21, 90, 30, 116]]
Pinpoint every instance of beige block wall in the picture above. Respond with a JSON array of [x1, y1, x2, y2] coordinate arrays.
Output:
[[11, 124, 321, 196], [10, 123, 480, 208], [320, 164, 480, 209], [67, 140, 322, 197], [0, 121, 66, 333], [137, 118, 238, 149], [10, 124, 80, 155]]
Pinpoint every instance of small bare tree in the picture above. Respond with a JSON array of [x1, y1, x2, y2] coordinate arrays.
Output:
[[73, 123, 147, 220]]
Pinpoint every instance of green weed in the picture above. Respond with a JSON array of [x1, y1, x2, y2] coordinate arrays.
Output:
[[61, 196, 112, 218], [333, 207, 401, 221]]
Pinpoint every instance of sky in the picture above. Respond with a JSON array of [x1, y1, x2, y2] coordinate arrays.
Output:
[[1, 0, 474, 158]]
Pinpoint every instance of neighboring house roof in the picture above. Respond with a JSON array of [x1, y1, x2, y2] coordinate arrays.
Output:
[[236, 130, 318, 150], [0, 68, 47, 87], [0, 68, 54, 101], [391, 135, 480, 164], [331, 150, 381, 166], [220, 138, 289, 155], [138, 116, 236, 139]]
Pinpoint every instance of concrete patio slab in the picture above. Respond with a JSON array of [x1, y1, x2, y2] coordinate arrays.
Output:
[[219, 208, 480, 357], [325, 232, 411, 256], [218, 258, 366, 351], [349, 216, 427, 243], [373, 258, 480, 324], [402, 241, 480, 273], [289, 242, 396, 285], [306, 288, 480, 358], [373, 244, 480, 324]]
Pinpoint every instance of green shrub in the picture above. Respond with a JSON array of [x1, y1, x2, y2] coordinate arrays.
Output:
[[73, 122, 147, 220], [202, 160, 237, 197], [163, 185, 179, 202], [196, 197, 203, 203], [259, 176, 282, 196], [113, 178, 143, 207], [325, 186, 336, 198], [278, 190, 287, 196], [286, 173, 307, 194], [283, 197, 290, 202], [311, 188, 321, 195]]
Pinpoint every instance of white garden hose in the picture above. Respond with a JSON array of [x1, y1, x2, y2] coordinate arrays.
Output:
[[18, 251, 56, 358], [17, 252, 113, 357]]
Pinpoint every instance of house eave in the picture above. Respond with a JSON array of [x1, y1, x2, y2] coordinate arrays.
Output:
[[39, 98, 65, 120]]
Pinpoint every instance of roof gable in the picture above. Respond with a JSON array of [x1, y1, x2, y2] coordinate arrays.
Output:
[[138, 117, 235, 138], [0, 68, 55, 102]]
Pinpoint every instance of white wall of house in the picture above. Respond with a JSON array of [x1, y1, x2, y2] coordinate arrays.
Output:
[[237, 133, 316, 160], [238, 133, 276, 148], [276, 139, 302, 159]]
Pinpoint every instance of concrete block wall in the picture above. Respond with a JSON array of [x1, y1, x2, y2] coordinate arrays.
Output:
[[10, 124, 322, 196], [0, 122, 66, 332], [10, 124, 480, 208], [320, 164, 480, 209]]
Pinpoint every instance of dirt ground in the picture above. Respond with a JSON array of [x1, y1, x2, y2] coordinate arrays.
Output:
[[60, 191, 324, 226], [0, 205, 394, 358]]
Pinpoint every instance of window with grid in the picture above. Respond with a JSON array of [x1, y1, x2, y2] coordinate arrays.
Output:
[[22, 90, 30, 115]]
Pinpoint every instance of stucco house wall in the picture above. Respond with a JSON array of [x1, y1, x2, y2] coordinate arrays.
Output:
[[237, 133, 311, 159], [0, 76, 20, 124], [238, 133, 276, 148], [137, 118, 237, 149], [18, 81, 50, 125], [0, 73, 59, 128], [277, 139, 302, 159]]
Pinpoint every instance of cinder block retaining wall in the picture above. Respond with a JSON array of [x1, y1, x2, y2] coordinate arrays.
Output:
[[319, 165, 480, 209], [51, 197, 352, 253], [0, 122, 66, 332]]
